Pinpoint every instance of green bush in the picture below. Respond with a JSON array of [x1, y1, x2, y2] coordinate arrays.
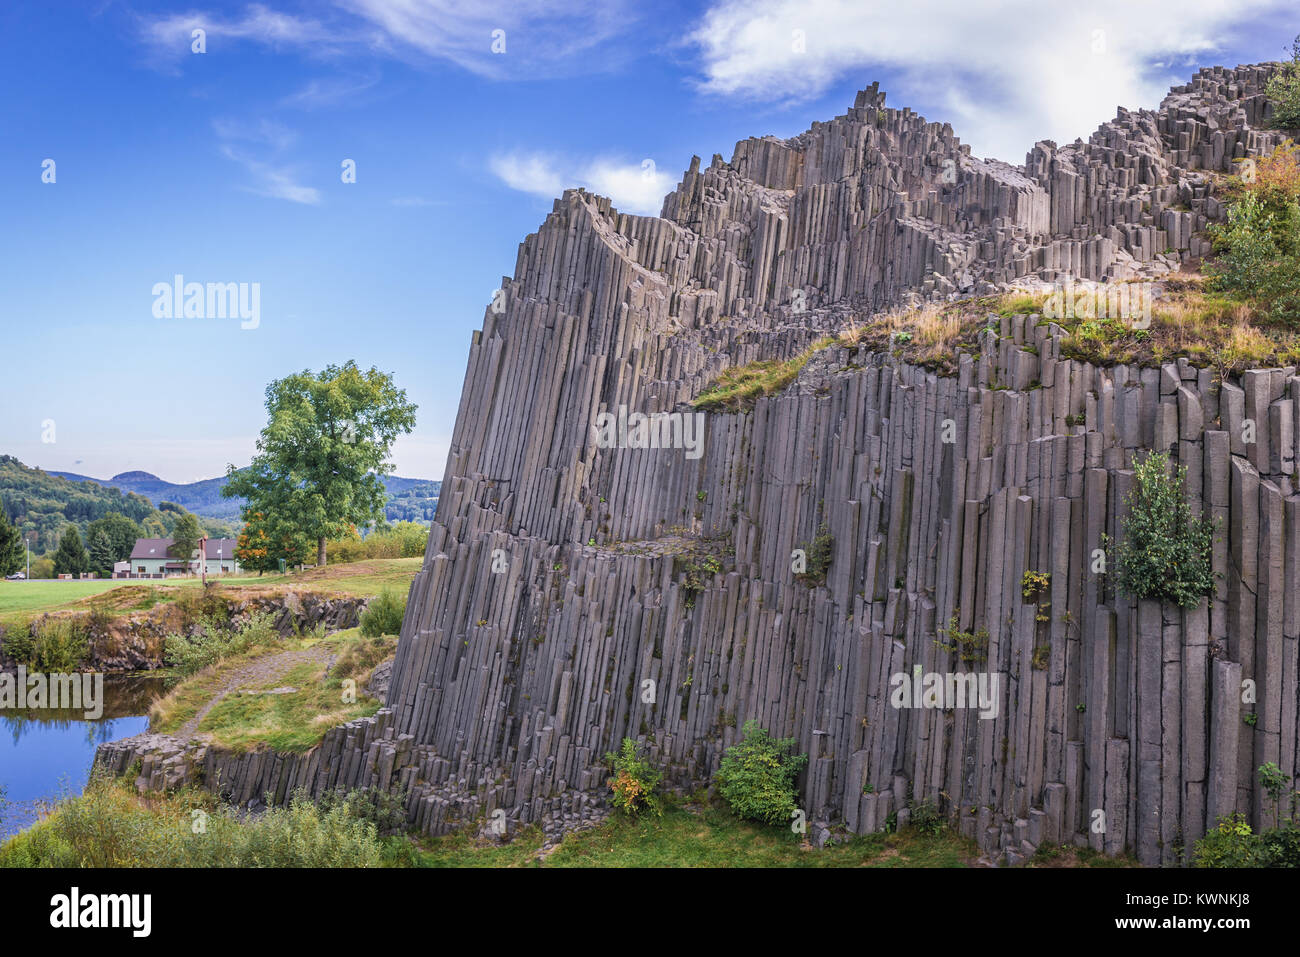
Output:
[[360, 589, 407, 637], [1108, 451, 1215, 608], [713, 720, 808, 826], [1261, 825, 1300, 867], [1207, 142, 1300, 322], [1193, 813, 1269, 867], [795, 524, 834, 588], [0, 779, 383, 868], [327, 521, 429, 563], [3, 617, 89, 672], [907, 799, 946, 836], [315, 785, 409, 836], [603, 738, 664, 817], [1267, 34, 1300, 130], [164, 611, 278, 677]]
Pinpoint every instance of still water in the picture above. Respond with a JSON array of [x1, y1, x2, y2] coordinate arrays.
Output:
[[0, 674, 173, 841]]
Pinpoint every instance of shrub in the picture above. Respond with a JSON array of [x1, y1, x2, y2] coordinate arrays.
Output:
[[1267, 34, 1300, 130], [1259, 761, 1290, 829], [1261, 825, 1300, 867], [1108, 451, 1215, 608], [330, 633, 398, 683], [327, 521, 429, 563], [1193, 813, 1268, 867], [164, 611, 278, 677], [603, 738, 664, 817], [360, 589, 406, 637], [0, 779, 383, 867], [4, 617, 89, 672], [714, 720, 808, 826], [934, 615, 989, 665], [316, 785, 409, 836], [677, 553, 723, 609], [1208, 142, 1300, 322], [795, 524, 834, 588], [907, 799, 946, 836]]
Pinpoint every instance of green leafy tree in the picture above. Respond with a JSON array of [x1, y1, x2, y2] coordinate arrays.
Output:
[[85, 511, 144, 567], [52, 527, 89, 577], [234, 509, 310, 574], [1208, 143, 1300, 323], [223, 361, 417, 567], [0, 510, 23, 576], [141, 515, 168, 538], [1267, 34, 1300, 129], [1106, 451, 1216, 608], [713, 720, 809, 826], [87, 527, 116, 577], [169, 513, 203, 568]]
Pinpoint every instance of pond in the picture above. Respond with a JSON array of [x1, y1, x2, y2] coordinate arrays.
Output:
[[0, 673, 174, 841]]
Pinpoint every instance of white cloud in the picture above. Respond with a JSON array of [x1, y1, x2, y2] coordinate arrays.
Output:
[[489, 152, 677, 216], [138, 1, 639, 79], [686, 0, 1292, 162], [339, 0, 637, 77], [213, 118, 321, 205], [138, 3, 342, 57], [279, 71, 382, 110]]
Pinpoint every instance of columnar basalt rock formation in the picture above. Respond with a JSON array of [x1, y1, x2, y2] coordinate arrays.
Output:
[[99, 62, 1300, 864]]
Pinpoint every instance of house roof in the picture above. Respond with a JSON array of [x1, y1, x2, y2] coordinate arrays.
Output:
[[130, 537, 239, 560], [130, 538, 172, 560]]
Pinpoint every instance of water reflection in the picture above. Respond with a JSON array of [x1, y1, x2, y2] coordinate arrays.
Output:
[[0, 673, 175, 842]]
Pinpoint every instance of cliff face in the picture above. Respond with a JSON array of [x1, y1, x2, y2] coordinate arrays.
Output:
[[98, 62, 1299, 864]]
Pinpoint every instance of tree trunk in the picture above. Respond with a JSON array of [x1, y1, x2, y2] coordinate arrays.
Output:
[[318, 537, 327, 567]]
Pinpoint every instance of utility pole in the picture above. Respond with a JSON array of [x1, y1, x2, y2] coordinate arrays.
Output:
[[199, 536, 207, 586], [25, 531, 34, 580]]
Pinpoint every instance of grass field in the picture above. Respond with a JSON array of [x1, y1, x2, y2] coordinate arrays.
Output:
[[387, 802, 984, 868], [0, 558, 422, 632]]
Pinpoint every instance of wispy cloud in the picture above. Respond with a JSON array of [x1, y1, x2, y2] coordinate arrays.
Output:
[[136, 1, 640, 79], [213, 118, 320, 204], [279, 71, 383, 110], [489, 152, 677, 216], [137, 3, 344, 59], [686, 0, 1293, 162], [339, 0, 638, 77]]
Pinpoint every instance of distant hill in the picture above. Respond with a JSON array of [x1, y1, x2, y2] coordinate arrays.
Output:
[[0, 455, 231, 554], [46, 468, 441, 525]]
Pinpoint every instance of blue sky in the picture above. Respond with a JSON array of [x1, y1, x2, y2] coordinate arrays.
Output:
[[2, 0, 1296, 483]]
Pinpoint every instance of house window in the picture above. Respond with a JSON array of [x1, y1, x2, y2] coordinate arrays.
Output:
[[137, 566, 145, 574]]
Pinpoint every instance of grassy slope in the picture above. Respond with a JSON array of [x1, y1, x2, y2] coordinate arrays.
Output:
[[150, 628, 398, 752], [0, 557, 422, 632]]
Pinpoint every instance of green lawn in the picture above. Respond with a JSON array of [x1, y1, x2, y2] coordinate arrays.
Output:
[[0, 558, 422, 632], [385, 802, 982, 868]]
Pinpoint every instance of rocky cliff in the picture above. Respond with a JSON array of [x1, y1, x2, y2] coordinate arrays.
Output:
[[100, 62, 1300, 865]]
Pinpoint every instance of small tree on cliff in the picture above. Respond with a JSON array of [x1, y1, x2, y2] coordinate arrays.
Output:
[[1266, 33, 1300, 129], [1107, 451, 1215, 608], [223, 361, 417, 567]]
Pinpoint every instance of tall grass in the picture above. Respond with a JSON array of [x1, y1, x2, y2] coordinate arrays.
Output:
[[0, 778, 382, 868], [163, 611, 280, 677]]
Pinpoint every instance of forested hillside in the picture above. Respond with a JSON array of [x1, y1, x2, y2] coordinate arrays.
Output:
[[0, 455, 233, 554]]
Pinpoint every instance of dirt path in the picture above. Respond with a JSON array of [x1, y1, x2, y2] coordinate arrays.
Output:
[[178, 645, 335, 740]]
